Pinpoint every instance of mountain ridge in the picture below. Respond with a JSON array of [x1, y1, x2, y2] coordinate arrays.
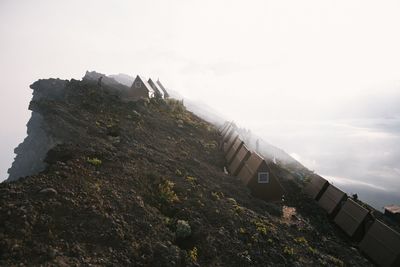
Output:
[[0, 74, 372, 266]]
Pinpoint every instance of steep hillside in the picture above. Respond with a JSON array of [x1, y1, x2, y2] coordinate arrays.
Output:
[[0, 76, 372, 266]]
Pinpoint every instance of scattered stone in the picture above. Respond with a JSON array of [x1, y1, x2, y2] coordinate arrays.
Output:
[[39, 188, 58, 195]]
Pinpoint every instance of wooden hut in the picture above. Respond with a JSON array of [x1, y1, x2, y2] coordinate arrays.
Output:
[[225, 138, 245, 166], [156, 79, 170, 98], [333, 199, 370, 241], [128, 75, 155, 100], [148, 78, 164, 98], [359, 220, 400, 267], [303, 175, 329, 200], [237, 152, 284, 201], [318, 185, 347, 217], [228, 144, 251, 176]]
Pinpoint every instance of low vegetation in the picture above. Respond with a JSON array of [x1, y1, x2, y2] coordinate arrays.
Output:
[[158, 180, 180, 204], [0, 77, 373, 266], [86, 157, 102, 166], [175, 220, 191, 239]]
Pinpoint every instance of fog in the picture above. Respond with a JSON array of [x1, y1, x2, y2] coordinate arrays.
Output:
[[1, 0, 400, 209], [246, 117, 400, 210]]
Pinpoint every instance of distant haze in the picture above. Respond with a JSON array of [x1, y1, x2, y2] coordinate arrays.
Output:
[[1, 0, 400, 208]]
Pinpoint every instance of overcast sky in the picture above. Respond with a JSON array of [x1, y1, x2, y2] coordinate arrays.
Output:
[[1, 0, 400, 206]]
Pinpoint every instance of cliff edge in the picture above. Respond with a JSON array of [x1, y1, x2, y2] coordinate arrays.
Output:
[[0, 74, 372, 266]]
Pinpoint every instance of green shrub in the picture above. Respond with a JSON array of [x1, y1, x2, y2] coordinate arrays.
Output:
[[188, 247, 198, 262], [253, 220, 269, 235], [283, 246, 295, 256], [159, 180, 179, 203], [239, 227, 246, 234], [211, 191, 224, 200], [175, 169, 183, 177], [166, 98, 185, 113], [294, 236, 308, 245], [227, 198, 237, 205], [325, 255, 344, 266], [87, 157, 102, 166], [308, 246, 318, 255], [176, 220, 191, 238], [186, 176, 197, 184]]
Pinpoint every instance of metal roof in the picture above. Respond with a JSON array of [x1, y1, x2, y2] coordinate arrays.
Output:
[[359, 220, 400, 267], [223, 127, 235, 142], [303, 175, 329, 200], [223, 133, 238, 154], [148, 78, 164, 98], [334, 199, 369, 238], [221, 124, 232, 138], [131, 75, 155, 97], [237, 152, 263, 185], [219, 122, 229, 133], [228, 144, 251, 176], [318, 185, 347, 215], [156, 79, 170, 98], [225, 138, 244, 165]]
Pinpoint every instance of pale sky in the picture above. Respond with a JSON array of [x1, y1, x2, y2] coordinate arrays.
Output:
[[1, 0, 400, 193]]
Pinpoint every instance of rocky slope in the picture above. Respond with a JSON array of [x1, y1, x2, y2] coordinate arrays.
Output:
[[0, 75, 373, 266]]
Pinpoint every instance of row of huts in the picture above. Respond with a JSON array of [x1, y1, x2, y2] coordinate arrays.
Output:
[[129, 75, 170, 100], [304, 174, 400, 266], [221, 119, 400, 267], [219, 122, 284, 202], [83, 71, 171, 101]]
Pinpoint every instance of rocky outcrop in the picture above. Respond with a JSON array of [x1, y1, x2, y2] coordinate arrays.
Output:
[[7, 75, 128, 182], [7, 79, 68, 181]]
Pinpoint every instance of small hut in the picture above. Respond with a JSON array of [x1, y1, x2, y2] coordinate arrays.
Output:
[[128, 75, 155, 100], [334, 199, 370, 241], [318, 185, 347, 217], [237, 152, 284, 202], [156, 79, 170, 98], [148, 78, 164, 99]]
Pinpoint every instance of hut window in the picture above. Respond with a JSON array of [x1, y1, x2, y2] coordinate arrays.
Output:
[[135, 81, 141, 88], [258, 172, 269, 183]]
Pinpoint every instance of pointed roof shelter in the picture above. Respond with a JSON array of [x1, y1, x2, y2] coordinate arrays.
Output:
[[228, 144, 251, 176], [219, 121, 229, 133], [221, 122, 234, 136], [221, 124, 233, 138], [156, 79, 170, 98], [148, 78, 164, 98], [223, 127, 236, 144], [333, 198, 371, 241], [129, 75, 155, 100], [219, 123, 235, 150], [237, 152, 284, 202], [303, 175, 329, 201], [359, 220, 400, 267], [223, 132, 239, 154], [318, 185, 347, 217], [225, 137, 244, 166]]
